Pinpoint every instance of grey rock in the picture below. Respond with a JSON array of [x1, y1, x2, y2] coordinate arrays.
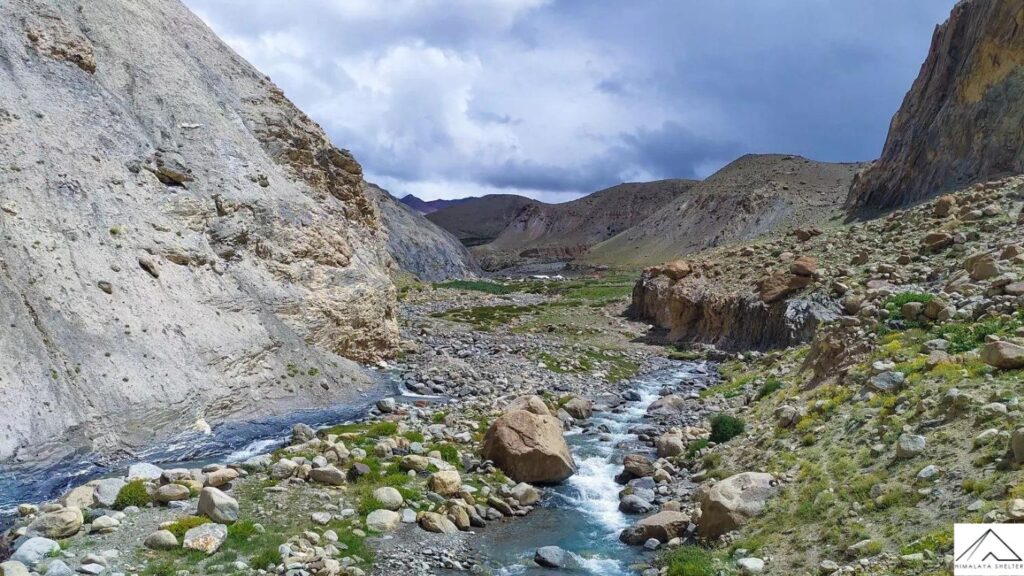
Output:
[[11, 538, 60, 566], [92, 479, 126, 508], [197, 487, 238, 524], [143, 530, 179, 551]]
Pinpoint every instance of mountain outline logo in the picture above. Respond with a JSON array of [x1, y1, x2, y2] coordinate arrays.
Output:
[[957, 528, 1023, 563]]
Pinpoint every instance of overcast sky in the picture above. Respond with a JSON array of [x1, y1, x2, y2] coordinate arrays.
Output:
[[184, 1, 957, 202]]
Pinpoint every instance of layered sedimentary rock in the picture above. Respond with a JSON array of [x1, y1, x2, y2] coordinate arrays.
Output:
[[0, 0, 398, 463], [848, 0, 1024, 210], [629, 263, 838, 351]]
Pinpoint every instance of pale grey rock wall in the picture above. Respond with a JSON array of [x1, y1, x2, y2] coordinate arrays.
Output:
[[0, 0, 398, 464]]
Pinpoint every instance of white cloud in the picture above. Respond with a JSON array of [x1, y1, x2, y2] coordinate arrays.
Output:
[[184, 0, 957, 201]]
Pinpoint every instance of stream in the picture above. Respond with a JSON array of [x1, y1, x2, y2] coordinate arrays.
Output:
[[3, 360, 710, 576], [476, 360, 711, 575], [0, 372, 402, 525]]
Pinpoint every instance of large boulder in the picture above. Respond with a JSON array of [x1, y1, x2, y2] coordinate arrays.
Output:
[[619, 511, 692, 545], [11, 538, 60, 567], [182, 523, 227, 555], [481, 406, 576, 484], [418, 512, 458, 534], [698, 472, 778, 538], [562, 397, 593, 420], [197, 487, 238, 524], [981, 341, 1024, 370], [366, 510, 401, 533], [26, 508, 83, 539], [428, 471, 462, 496]]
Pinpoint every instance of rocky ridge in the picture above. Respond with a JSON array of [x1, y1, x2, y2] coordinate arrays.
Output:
[[848, 0, 1024, 211], [584, 155, 862, 267]]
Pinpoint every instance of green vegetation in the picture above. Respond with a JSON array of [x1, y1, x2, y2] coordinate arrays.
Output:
[[883, 292, 934, 321], [166, 515, 210, 540], [432, 304, 542, 330], [664, 546, 719, 576], [934, 315, 1023, 353], [709, 414, 745, 443], [434, 279, 514, 295], [756, 377, 783, 399], [113, 479, 151, 510]]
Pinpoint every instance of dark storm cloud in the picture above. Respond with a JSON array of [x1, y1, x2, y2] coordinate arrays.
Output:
[[183, 0, 957, 201]]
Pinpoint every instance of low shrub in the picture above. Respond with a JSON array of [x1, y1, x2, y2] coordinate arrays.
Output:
[[113, 479, 151, 510], [664, 546, 716, 576], [709, 414, 746, 443], [166, 515, 210, 540]]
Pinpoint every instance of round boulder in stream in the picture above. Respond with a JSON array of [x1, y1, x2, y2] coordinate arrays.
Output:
[[481, 395, 576, 484]]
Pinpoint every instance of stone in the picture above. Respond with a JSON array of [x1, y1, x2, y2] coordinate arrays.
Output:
[[429, 471, 462, 496], [622, 454, 655, 479], [270, 459, 297, 480], [869, 371, 905, 393], [510, 483, 540, 506], [507, 395, 551, 416], [182, 523, 228, 554], [372, 487, 404, 510], [562, 397, 593, 420], [90, 515, 119, 533], [933, 194, 956, 217], [45, 561, 73, 576], [204, 468, 239, 488], [981, 341, 1024, 370], [144, 530, 179, 551], [534, 546, 573, 569], [966, 253, 1000, 281], [737, 557, 765, 574], [365, 510, 401, 533], [790, 256, 818, 277], [400, 455, 430, 472], [309, 466, 346, 486], [922, 232, 953, 252], [1006, 499, 1024, 521], [376, 398, 397, 413], [697, 472, 779, 538], [758, 270, 813, 303], [619, 494, 654, 514], [1, 562, 30, 576], [292, 423, 316, 444], [619, 511, 691, 545], [655, 433, 685, 458], [127, 463, 163, 481], [92, 479, 126, 508], [481, 408, 576, 484], [61, 486, 94, 510], [347, 463, 372, 482], [418, 512, 458, 534], [1011, 428, 1024, 464], [155, 484, 190, 503], [26, 508, 83, 539], [11, 538, 60, 566], [197, 487, 239, 524], [896, 434, 926, 459]]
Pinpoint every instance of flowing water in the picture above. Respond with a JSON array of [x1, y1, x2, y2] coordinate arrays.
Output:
[[475, 360, 711, 575], [0, 373, 403, 524], [3, 359, 710, 576]]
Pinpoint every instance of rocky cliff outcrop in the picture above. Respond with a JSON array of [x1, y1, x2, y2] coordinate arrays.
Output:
[[848, 0, 1024, 210], [630, 264, 838, 351], [0, 0, 398, 464], [367, 184, 479, 282]]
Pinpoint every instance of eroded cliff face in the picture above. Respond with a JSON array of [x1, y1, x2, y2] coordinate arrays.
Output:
[[848, 0, 1024, 210], [629, 264, 838, 351], [0, 0, 399, 463]]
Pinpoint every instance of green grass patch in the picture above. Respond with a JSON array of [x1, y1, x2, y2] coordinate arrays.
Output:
[[664, 546, 718, 576], [709, 414, 745, 443], [113, 479, 151, 510], [434, 280, 514, 295], [756, 377, 784, 399], [166, 515, 210, 540]]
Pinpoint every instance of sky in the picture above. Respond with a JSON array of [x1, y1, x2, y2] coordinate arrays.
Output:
[[183, 1, 958, 203]]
